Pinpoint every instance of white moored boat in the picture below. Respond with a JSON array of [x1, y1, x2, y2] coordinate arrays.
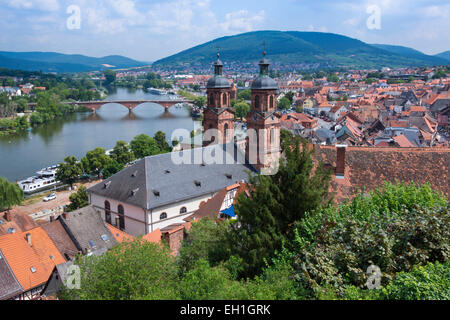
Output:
[[17, 165, 60, 194]]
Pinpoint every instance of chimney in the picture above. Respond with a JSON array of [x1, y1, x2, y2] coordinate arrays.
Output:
[[26, 233, 32, 247], [49, 215, 54, 222], [62, 212, 69, 220], [335, 144, 347, 177], [115, 216, 120, 228], [4, 210, 12, 222]]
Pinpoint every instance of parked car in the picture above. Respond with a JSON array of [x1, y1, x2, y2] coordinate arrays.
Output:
[[43, 193, 56, 202]]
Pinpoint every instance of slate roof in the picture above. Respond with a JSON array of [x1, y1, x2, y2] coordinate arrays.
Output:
[[0, 249, 23, 300], [41, 220, 79, 260], [88, 144, 255, 210], [59, 205, 118, 254]]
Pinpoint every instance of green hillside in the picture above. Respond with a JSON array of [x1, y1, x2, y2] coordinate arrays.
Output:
[[435, 50, 450, 61], [153, 30, 449, 69], [371, 44, 448, 65], [0, 51, 146, 73]]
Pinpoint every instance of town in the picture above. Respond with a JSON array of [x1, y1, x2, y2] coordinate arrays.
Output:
[[0, 0, 449, 307]]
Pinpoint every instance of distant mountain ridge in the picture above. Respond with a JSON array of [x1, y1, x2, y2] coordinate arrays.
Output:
[[0, 51, 147, 73], [154, 30, 449, 70], [435, 50, 450, 61]]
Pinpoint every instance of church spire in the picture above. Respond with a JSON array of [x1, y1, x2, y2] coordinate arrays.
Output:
[[213, 52, 223, 76]]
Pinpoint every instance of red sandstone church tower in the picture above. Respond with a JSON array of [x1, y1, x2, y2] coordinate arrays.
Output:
[[203, 54, 235, 146], [246, 51, 281, 173]]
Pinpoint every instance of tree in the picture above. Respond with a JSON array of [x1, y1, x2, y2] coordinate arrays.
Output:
[[193, 96, 206, 108], [102, 159, 124, 179], [379, 261, 450, 300], [153, 131, 171, 153], [56, 156, 84, 188], [228, 137, 332, 278], [67, 186, 89, 212], [0, 177, 24, 211], [285, 91, 296, 104], [234, 100, 250, 121], [81, 147, 110, 178], [278, 96, 291, 110], [110, 140, 134, 165], [237, 89, 251, 101], [104, 70, 116, 85], [287, 182, 449, 298], [60, 240, 179, 300], [327, 74, 339, 83], [130, 134, 161, 159], [178, 218, 231, 274]]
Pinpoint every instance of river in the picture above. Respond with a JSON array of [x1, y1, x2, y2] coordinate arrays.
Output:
[[0, 88, 196, 182]]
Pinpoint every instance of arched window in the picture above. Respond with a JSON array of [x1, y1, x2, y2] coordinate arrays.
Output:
[[104, 201, 111, 224], [118, 205, 125, 231], [222, 93, 227, 106], [160, 212, 167, 220], [254, 95, 260, 109], [209, 93, 214, 106], [180, 207, 187, 214], [269, 95, 274, 109], [270, 128, 275, 146]]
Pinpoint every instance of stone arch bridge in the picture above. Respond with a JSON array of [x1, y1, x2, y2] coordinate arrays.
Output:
[[28, 99, 193, 113]]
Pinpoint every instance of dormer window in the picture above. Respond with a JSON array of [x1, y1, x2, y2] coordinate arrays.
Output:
[[153, 190, 160, 197], [194, 180, 201, 187], [104, 181, 111, 189], [131, 170, 138, 177], [131, 188, 139, 196], [225, 174, 232, 179]]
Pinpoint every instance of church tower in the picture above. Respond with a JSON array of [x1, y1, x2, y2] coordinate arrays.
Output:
[[203, 53, 234, 146], [246, 51, 281, 173]]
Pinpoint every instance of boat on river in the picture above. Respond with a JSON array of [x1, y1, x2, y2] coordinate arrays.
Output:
[[17, 165, 60, 194]]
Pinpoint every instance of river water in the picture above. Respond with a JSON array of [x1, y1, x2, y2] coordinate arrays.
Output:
[[0, 88, 196, 181]]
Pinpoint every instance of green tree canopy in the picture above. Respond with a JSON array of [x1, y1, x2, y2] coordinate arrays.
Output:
[[130, 134, 161, 159], [81, 147, 110, 178], [104, 70, 116, 85], [67, 185, 89, 212], [110, 140, 134, 165], [234, 100, 250, 121], [0, 177, 24, 211], [237, 89, 251, 101], [278, 96, 291, 110], [56, 156, 83, 188], [60, 240, 179, 300], [154, 131, 172, 153], [228, 137, 332, 278]]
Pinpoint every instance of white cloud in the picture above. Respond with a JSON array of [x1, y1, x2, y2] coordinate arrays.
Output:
[[5, 0, 59, 11], [220, 10, 265, 33]]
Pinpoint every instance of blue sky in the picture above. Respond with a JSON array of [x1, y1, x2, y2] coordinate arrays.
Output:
[[0, 0, 449, 61]]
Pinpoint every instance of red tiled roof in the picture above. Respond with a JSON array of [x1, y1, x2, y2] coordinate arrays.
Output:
[[0, 227, 66, 291]]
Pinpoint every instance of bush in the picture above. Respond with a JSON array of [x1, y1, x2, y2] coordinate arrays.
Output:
[[277, 182, 449, 299], [379, 261, 450, 300]]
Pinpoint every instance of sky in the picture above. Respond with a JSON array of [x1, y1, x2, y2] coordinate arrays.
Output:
[[0, 0, 449, 62]]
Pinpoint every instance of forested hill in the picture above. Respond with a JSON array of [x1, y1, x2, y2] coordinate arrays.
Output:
[[153, 30, 449, 70], [0, 51, 147, 73]]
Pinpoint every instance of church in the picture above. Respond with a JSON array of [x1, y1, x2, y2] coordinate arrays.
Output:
[[87, 51, 281, 236]]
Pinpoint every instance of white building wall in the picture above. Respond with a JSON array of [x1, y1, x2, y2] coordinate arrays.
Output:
[[89, 193, 147, 237], [149, 192, 216, 232], [90, 191, 217, 236]]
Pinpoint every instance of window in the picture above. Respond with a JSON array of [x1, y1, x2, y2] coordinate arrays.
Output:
[[160, 212, 167, 220], [180, 207, 187, 214], [118, 205, 125, 231], [222, 93, 227, 106], [104, 201, 111, 224], [254, 95, 260, 109], [224, 123, 229, 140], [270, 95, 274, 109], [209, 93, 214, 106]]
